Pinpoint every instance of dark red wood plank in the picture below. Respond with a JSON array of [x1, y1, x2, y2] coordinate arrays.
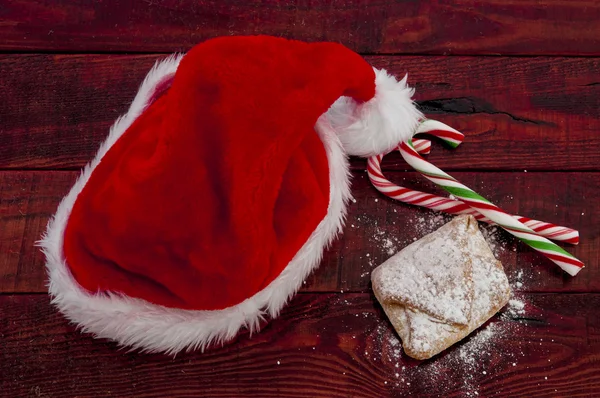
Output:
[[369, 55, 600, 172], [1, 55, 599, 170], [0, 54, 156, 170], [0, 171, 76, 292], [1, 1, 600, 55], [338, 171, 598, 294], [1, 171, 597, 294], [1, 293, 599, 397]]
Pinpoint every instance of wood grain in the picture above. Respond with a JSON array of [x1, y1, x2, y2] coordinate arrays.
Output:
[[1, 293, 599, 397], [1, 55, 599, 170], [2, 0, 600, 55], [0, 171, 75, 292], [3, 1, 600, 396], [1, 170, 597, 294]]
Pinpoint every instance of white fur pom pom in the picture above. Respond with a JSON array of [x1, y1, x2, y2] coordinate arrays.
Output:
[[325, 68, 423, 157]]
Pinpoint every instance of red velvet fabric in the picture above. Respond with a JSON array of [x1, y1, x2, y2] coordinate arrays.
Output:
[[63, 36, 376, 310]]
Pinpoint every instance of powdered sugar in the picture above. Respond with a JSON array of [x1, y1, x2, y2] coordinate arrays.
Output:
[[373, 303, 527, 396], [372, 216, 511, 360], [372, 211, 509, 261], [360, 212, 452, 277], [370, 228, 401, 260], [363, 213, 532, 396], [511, 268, 533, 291], [373, 219, 474, 324], [342, 205, 537, 394], [468, 228, 512, 322], [414, 214, 452, 237], [381, 237, 397, 256], [479, 224, 511, 258], [356, 210, 515, 294], [388, 329, 403, 357], [506, 298, 526, 317]]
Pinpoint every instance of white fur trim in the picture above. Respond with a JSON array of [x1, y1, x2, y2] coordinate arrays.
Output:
[[38, 55, 352, 355], [326, 68, 423, 157]]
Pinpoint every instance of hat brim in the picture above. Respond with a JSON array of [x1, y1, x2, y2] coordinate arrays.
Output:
[[39, 54, 352, 354]]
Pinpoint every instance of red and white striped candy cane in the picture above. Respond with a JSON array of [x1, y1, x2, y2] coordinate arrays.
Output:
[[371, 125, 579, 244], [411, 138, 431, 155], [394, 121, 584, 276]]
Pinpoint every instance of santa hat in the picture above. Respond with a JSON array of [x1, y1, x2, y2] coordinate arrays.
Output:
[[40, 35, 423, 354]]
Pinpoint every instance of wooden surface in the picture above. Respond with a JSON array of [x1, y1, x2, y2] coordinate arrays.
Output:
[[1, 2, 599, 397], [1, 170, 599, 294], [2, 55, 600, 170], [2, 293, 600, 398], [2, 0, 600, 55]]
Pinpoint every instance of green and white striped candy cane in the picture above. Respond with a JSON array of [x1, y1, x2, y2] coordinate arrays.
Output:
[[398, 124, 584, 276]]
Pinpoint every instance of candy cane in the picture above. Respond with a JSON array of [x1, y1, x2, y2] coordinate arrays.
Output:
[[368, 156, 579, 244], [372, 129, 579, 244], [411, 138, 431, 155], [396, 123, 584, 276]]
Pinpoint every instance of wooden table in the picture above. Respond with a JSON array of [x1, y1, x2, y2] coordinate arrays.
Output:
[[1, 2, 599, 397]]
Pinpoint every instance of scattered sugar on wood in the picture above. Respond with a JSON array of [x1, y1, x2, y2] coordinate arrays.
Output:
[[355, 212, 453, 279], [511, 268, 533, 291], [376, 306, 527, 396], [372, 216, 511, 363], [340, 205, 535, 393], [363, 211, 510, 261], [351, 213, 533, 396], [353, 210, 515, 289], [507, 299, 526, 316], [479, 224, 510, 258]]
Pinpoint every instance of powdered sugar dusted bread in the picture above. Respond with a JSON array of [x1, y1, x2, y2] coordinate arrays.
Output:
[[371, 215, 511, 360]]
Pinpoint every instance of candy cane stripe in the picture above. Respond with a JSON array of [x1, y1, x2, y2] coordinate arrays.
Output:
[[443, 187, 492, 204], [367, 123, 580, 249], [519, 239, 577, 257], [394, 122, 584, 276], [368, 152, 580, 245]]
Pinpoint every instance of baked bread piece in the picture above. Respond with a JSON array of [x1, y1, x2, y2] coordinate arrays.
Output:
[[371, 215, 511, 360]]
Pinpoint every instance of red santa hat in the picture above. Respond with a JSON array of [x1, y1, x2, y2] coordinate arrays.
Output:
[[40, 35, 423, 354]]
